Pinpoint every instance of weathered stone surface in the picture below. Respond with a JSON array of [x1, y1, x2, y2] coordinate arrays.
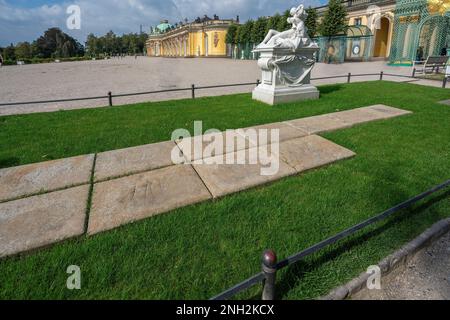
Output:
[[176, 130, 255, 162], [193, 147, 295, 198], [0, 155, 95, 203], [363, 104, 412, 119], [88, 165, 211, 234], [237, 122, 308, 145], [284, 114, 350, 134], [95, 141, 177, 182], [0, 185, 89, 258], [278, 135, 355, 172]]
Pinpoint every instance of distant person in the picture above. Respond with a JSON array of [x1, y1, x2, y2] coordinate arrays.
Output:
[[441, 45, 448, 56], [0, 53, 3, 67]]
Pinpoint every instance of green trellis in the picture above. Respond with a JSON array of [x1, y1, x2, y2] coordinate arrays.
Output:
[[389, 0, 450, 65]]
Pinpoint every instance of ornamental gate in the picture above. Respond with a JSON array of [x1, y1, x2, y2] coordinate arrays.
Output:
[[389, 0, 450, 65]]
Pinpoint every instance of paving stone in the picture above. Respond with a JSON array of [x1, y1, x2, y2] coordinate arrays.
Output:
[[95, 141, 178, 182], [193, 147, 296, 198], [0, 155, 95, 203], [284, 114, 351, 134], [176, 130, 255, 162], [363, 105, 412, 119], [88, 165, 211, 234], [0, 185, 89, 258], [237, 122, 308, 145], [278, 135, 356, 172], [438, 99, 450, 106]]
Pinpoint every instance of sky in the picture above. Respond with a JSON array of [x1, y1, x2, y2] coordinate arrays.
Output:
[[0, 0, 325, 46]]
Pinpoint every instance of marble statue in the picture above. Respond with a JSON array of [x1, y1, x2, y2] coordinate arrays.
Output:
[[257, 4, 316, 50], [252, 3, 320, 105]]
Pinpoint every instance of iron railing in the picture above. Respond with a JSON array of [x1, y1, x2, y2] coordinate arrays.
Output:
[[210, 179, 450, 300], [0, 71, 447, 108]]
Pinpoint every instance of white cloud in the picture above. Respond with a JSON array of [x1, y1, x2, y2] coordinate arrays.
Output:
[[0, 0, 323, 46]]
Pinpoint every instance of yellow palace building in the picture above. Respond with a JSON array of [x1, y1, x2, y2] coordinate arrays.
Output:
[[146, 15, 238, 58]]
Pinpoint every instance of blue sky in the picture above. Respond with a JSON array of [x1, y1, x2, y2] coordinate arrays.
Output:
[[0, 0, 325, 46]]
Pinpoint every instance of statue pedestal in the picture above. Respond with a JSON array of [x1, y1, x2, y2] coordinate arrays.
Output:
[[252, 47, 320, 105]]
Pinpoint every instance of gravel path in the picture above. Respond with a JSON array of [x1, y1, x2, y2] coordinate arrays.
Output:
[[0, 57, 442, 117], [353, 231, 450, 300]]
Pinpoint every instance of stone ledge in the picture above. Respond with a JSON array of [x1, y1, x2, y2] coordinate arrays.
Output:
[[321, 218, 450, 300]]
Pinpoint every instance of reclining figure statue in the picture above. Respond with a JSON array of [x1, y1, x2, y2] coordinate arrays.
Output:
[[257, 4, 317, 50]]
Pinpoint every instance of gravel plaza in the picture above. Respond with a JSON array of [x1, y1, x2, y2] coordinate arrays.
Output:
[[0, 57, 443, 117]]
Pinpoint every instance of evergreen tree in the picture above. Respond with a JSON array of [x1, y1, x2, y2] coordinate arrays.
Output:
[[305, 7, 319, 38], [251, 17, 268, 44], [226, 24, 238, 44], [319, 0, 347, 37], [277, 10, 291, 31], [266, 13, 282, 34], [238, 20, 254, 44]]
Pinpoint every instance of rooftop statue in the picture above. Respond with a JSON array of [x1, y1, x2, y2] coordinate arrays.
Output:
[[257, 4, 318, 50]]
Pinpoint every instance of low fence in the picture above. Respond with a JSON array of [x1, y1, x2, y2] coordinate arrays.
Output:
[[0, 71, 448, 108], [210, 179, 450, 300]]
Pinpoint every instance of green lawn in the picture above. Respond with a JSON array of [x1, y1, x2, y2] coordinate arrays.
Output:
[[0, 81, 449, 299]]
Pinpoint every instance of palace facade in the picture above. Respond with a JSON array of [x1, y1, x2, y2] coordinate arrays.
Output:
[[146, 16, 237, 58]]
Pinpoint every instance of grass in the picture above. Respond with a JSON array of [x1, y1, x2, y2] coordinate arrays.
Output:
[[0, 81, 449, 299]]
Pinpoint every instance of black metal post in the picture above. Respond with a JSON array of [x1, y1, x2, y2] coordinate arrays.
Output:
[[412, 68, 416, 78], [108, 91, 113, 106], [380, 71, 384, 81], [443, 77, 447, 89], [347, 73, 351, 83], [256, 79, 261, 87], [261, 250, 277, 300], [191, 84, 195, 99]]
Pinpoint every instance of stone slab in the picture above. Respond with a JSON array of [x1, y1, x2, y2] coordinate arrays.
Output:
[[0, 185, 89, 258], [237, 122, 308, 145], [278, 135, 356, 172], [439, 99, 450, 106], [193, 147, 296, 198], [0, 155, 95, 203], [88, 165, 211, 234], [176, 130, 255, 162], [95, 141, 177, 182], [328, 105, 411, 126], [284, 114, 351, 134], [362, 104, 412, 119]]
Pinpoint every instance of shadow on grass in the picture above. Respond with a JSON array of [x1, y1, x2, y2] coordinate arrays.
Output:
[[318, 84, 345, 96], [0, 157, 20, 169], [270, 189, 450, 300]]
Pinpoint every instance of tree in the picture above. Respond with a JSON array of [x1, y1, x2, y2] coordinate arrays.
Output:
[[277, 10, 291, 32], [3, 44, 16, 61], [319, 0, 347, 37], [14, 42, 32, 59], [226, 24, 238, 44], [238, 20, 254, 44], [305, 7, 318, 38], [251, 17, 268, 45], [34, 28, 84, 58], [265, 13, 280, 35]]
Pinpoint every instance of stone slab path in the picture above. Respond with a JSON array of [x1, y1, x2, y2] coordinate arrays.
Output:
[[0, 105, 412, 258]]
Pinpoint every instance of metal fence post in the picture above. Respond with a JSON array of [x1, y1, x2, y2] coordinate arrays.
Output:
[[412, 68, 416, 78], [380, 71, 384, 81], [191, 84, 195, 99], [261, 249, 277, 300], [443, 77, 448, 89], [108, 91, 113, 106], [347, 73, 351, 83]]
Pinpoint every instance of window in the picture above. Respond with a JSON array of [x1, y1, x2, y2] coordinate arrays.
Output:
[[354, 18, 362, 26]]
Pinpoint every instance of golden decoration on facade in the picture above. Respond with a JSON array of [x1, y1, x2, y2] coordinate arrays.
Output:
[[427, 0, 450, 16]]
